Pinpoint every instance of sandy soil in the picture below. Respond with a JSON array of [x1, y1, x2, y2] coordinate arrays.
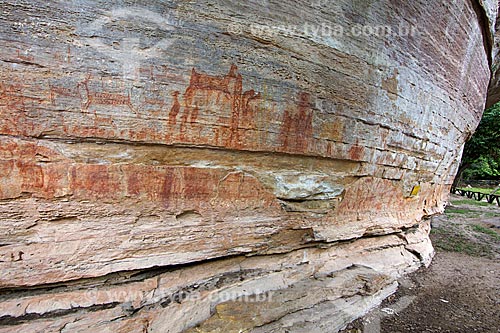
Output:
[[341, 194, 500, 333]]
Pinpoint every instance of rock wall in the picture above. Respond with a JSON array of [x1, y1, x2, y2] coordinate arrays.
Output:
[[0, 1, 497, 332]]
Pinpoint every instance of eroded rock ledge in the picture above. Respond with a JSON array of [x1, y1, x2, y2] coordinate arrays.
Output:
[[0, 223, 431, 332], [0, 0, 498, 332]]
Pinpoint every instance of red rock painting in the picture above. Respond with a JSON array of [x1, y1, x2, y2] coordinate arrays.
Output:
[[280, 92, 314, 153]]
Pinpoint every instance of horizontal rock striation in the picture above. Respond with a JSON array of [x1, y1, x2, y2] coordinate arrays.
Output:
[[0, 0, 498, 332]]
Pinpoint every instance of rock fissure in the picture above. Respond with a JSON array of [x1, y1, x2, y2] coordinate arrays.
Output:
[[0, 302, 120, 326]]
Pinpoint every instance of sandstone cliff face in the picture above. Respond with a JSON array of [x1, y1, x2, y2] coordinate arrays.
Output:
[[0, 1, 497, 332]]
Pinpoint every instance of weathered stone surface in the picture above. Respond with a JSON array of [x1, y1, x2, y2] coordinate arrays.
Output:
[[0, 0, 497, 332], [0, 229, 428, 332], [184, 265, 397, 333]]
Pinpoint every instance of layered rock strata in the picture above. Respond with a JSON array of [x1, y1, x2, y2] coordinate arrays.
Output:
[[0, 0, 498, 332]]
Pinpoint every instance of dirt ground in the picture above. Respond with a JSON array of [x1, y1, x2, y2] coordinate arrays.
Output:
[[341, 194, 500, 333]]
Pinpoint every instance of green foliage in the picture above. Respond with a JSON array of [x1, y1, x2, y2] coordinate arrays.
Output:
[[471, 224, 500, 240], [450, 199, 489, 207], [460, 103, 500, 180], [462, 156, 500, 179], [432, 234, 493, 257], [445, 207, 472, 214], [456, 187, 495, 194], [431, 221, 494, 257]]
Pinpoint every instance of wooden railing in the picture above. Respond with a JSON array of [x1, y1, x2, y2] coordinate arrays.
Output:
[[450, 187, 500, 206]]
